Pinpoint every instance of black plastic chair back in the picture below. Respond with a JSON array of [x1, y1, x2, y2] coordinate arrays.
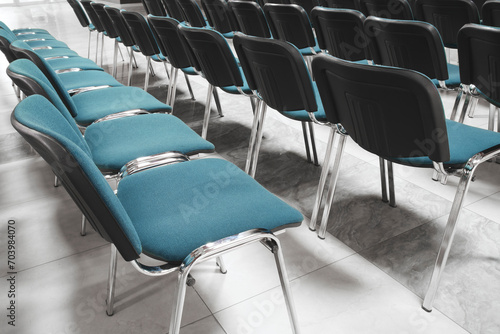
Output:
[[92, 3, 119, 38], [364, 16, 449, 81], [81, 0, 106, 32], [0, 30, 16, 62], [201, 0, 239, 34], [290, 0, 320, 15], [176, 0, 208, 27], [161, 0, 186, 21], [122, 11, 161, 56], [105, 8, 136, 47], [356, 0, 413, 19], [310, 7, 369, 61], [229, 0, 272, 38], [311, 54, 450, 161], [67, 0, 91, 28], [458, 23, 500, 102], [324, 0, 357, 9], [264, 3, 316, 49], [178, 26, 243, 87], [233, 33, 317, 112], [481, 0, 500, 27], [414, 0, 480, 48], [144, 0, 168, 16]]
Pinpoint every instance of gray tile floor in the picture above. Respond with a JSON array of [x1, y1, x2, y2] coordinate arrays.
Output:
[[0, 2, 499, 333]]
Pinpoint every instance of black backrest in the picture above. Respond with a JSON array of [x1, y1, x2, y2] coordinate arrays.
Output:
[[233, 33, 317, 112], [324, 0, 357, 9], [264, 3, 316, 49], [148, 15, 193, 69], [0, 29, 16, 62], [161, 0, 186, 21], [81, 0, 106, 32], [458, 23, 500, 102], [310, 7, 369, 61], [312, 54, 450, 161], [176, 0, 208, 27], [364, 16, 449, 81], [356, 0, 413, 20], [229, 0, 272, 38], [144, 0, 168, 16], [290, 0, 321, 15], [178, 25, 243, 87], [414, 0, 480, 48], [104, 8, 136, 47], [122, 11, 161, 56], [482, 0, 500, 27], [67, 0, 91, 28], [201, 0, 239, 34], [91, 3, 119, 38]]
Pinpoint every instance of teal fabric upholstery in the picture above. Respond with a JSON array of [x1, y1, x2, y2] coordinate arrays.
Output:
[[14, 95, 142, 254], [31, 47, 80, 58], [46, 56, 104, 71], [0, 21, 51, 36], [281, 83, 327, 122], [390, 119, 500, 167], [181, 66, 197, 75], [85, 113, 215, 170], [431, 63, 461, 88], [25, 39, 69, 49], [57, 70, 122, 90], [117, 158, 303, 262]]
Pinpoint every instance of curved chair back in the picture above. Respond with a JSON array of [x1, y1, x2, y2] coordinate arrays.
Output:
[[91, 3, 119, 38], [104, 7, 136, 47], [414, 0, 480, 48], [67, 0, 91, 28], [81, 0, 106, 33], [229, 0, 272, 38], [121, 11, 161, 57], [264, 3, 316, 49], [176, 0, 208, 27], [0, 29, 18, 62], [161, 0, 186, 21], [312, 54, 450, 161], [364, 16, 449, 81], [201, 0, 239, 35], [310, 7, 369, 61], [481, 0, 500, 27], [356, 0, 413, 19], [290, 0, 320, 15], [324, 0, 357, 9], [144, 0, 168, 16], [233, 33, 317, 112]]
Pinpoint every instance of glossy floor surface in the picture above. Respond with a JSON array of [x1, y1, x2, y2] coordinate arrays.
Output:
[[1, 2, 499, 333]]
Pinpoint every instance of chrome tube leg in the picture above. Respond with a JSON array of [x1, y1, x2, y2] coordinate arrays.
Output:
[[169, 68, 179, 111], [213, 88, 223, 117], [301, 122, 312, 163], [387, 161, 396, 208], [117, 43, 124, 61], [54, 175, 60, 187], [163, 62, 170, 80], [144, 56, 151, 91], [132, 52, 138, 68], [468, 94, 479, 118], [184, 73, 195, 100], [168, 269, 190, 334], [250, 104, 268, 178], [422, 167, 475, 312], [318, 134, 347, 239], [488, 104, 496, 131], [458, 92, 471, 124], [245, 99, 263, 175], [215, 256, 228, 274], [379, 158, 388, 203], [308, 122, 319, 166], [95, 32, 99, 63], [202, 84, 215, 139], [250, 96, 256, 114], [496, 107, 500, 132], [449, 85, 463, 121], [80, 214, 87, 236], [100, 32, 105, 67], [127, 47, 133, 86], [87, 30, 92, 59], [167, 67, 179, 107], [106, 244, 118, 316], [149, 58, 156, 77], [112, 40, 118, 78], [309, 127, 337, 231]]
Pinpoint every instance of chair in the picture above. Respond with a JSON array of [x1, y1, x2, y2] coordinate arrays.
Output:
[[311, 54, 500, 311], [233, 33, 328, 175], [81, 0, 109, 64], [161, 0, 186, 21], [67, 0, 96, 58], [12, 94, 302, 334], [228, 0, 273, 38], [143, 0, 168, 16], [0, 21, 56, 41], [0, 21, 69, 49], [176, 0, 209, 27], [310, 7, 370, 62], [482, 0, 500, 27], [290, 0, 321, 16], [356, 0, 414, 20], [201, 0, 239, 38]]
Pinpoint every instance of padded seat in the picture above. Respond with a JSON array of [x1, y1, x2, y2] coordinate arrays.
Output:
[[46, 56, 104, 71], [220, 66, 252, 94], [23, 39, 70, 49], [117, 158, 303, 261], [57, 70, 122, 91], [31, 47, 80, 58]]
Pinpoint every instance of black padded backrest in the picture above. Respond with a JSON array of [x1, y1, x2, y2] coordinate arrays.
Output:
[[290, 0, 321, 15], [482, 0, 500, 27], [105, 8, 136, 47], [148, 15, 193, 69], [201, 0, 239, 34], [233, 33, 317, 112], [324, 0, 357, 9], [229, 0, 272, 38], [0, 33, 16, 62], [91, 3, 119, 38], [458, 23, 500, 102], [161, 0, 186, 21], [144, 0, 168, 16], [356, 0, 413, 20], [178, 25, 243, 87], [67, 0, 91, 28], [312, 54, 450, 161], [414, 0, 480, 48], [310, 7, 369, 61], [364, 16, 449, 81], [122, 11, 161, 56], [81, 0, 106, 32], [176, 0, 208, 27], [264, 3, 316, 49]]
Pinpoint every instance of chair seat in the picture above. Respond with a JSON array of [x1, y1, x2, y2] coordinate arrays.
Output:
[[72, 86, 171, 125], [85, 113, 215, 171], [431, 63, 461, 88], [181, 66, 197, 75], [220, 66, 252, 94], [117, 158, 303, 262], [17, 32, 58, 41], [34, 48, 80, 59], [47, 56, 104, 71], [280, 83, 327, 122], [26, 39, 69, 49], [389, 119, 500, 167], [58, 70, 122, 91], [13, 28, 50, 34]]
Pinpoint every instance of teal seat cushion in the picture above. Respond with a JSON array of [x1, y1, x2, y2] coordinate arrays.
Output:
[[72, 86, 171, 125], [280, 82, 327, 122], [12, 27, 50, 34], [85, 113, 215, 171], [58, 70, 122, 91], [152, 53, 167, 62], [117, 158, 303, 262], [16, 32, 57, 40], [26, 39, 69, 49], [181, 66, 197, 75], [46, 57, 104, 71], [431, 63, 461, 88], [389, 119, 500, 167], [34, 48, 80, 58], [220, 66, 252, 94]]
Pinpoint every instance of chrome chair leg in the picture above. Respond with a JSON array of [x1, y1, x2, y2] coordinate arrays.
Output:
[[95, 32, 100, 63], [215, 256, 227, 274], [144, 56, 151, 91], [80, 214, 87, 236], [245, 99, 263, 175], [379, 158, 389, 203], [87, 30, 92, 59], [249, 103, 268, 178], [387, 161, 396, 208], [309, 127, 337, 231], [167, 67, 179, 110], [117, 43, 124, 62], [449, 84, 464, 121], [458, 92, 472, 124], [112, 39, 118, 78], [213, 88, 223, 117], [488, 104, 496, 131], [467, 88, 479, 119], [127, 47, 133, 86], [106, 244, 118, 316], [308, 122, 319, 166], [100, 32, 105, 67], [132, 52, 138, 68], [202, 84, 215, 139], [301, 122, 312, 163], [318, 133, 348, 239], [184, 73, 195, 100], [54, 175, 60, 187]]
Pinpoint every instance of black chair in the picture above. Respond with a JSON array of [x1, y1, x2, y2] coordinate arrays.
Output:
[[81, 0, 108, 65], [356, 0, 414, 19], [143, 0, 168, 16], [176, 0, 209, 27], [289, 0, 321, 16], [311, 53, 500, 312], [201, 0, 239, 37], [161, 0, 186, 21], [12, 93, 302, 334], [229, 0, 273, 38], [67, 0, 96, 58]]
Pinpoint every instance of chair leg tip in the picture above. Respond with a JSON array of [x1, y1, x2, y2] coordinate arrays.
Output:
[[106, 310, 114, 316], [80, 232, 87, 237], [421, 305, 432, 313]]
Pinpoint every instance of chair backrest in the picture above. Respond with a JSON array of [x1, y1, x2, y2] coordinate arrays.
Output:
[[481, 0, 500, 27], [264, 3, 316, 49], [12, 95, 142, 261], [67, 0, 91, 28], [229, 0, 272, 38], [176, 0, 208, 27], [458, 23, 500, 102], [161, 0, 186, 21], [364, 16, 449, 81], [144, 0, 168, 16], [201, 0, 239, 34], [104, 7, 136, 47], [310, 7, 369, 61], [178, 25, 243, 87], [289, 0, 321, 15], [414, 0, 480, 48], [0, 28, 18, 62], [356, 0, 413, 20], [81, 0, 106, 32], [233, 33, 317, 112], [121, 11, 161, 57], [312, 54, 450, 161], [324, 0, 357, 9], [148, 15, 193, 69], [91, 3, 119, 38]]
